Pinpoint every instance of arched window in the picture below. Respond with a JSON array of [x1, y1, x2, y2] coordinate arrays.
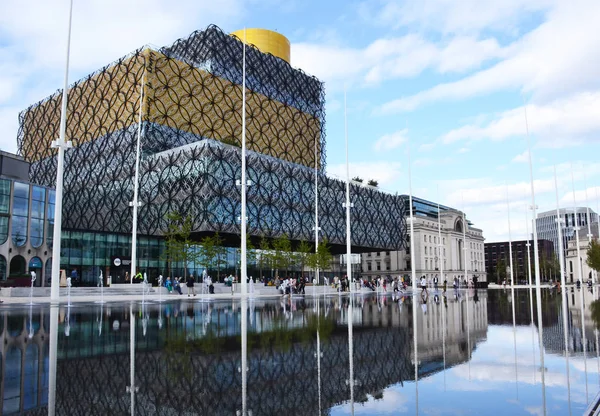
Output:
[[11, 182, 29, 247], [9, 255, 26, 276], [30, 186, 45, 248], [455, 219, 463, 233], [45, 258, 52, 285], [46, 190, 55, 249]]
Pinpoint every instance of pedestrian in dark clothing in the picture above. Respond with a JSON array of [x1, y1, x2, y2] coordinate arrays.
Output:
[[187, 275, 196, 297]]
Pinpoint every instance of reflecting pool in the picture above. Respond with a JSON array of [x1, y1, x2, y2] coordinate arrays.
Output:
[[1, 288, 599, 415]]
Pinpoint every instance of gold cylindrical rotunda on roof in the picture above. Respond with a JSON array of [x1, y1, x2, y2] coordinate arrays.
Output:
[[231, 28, 291, 64]]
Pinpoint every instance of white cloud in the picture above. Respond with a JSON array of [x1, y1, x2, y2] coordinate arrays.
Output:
[[358, 0, 555, 35], [457, 147, 470, 154], [373, 129, 407, 151], [293, 33, 505, 90], [0, 0, 244, 154], [327, 161, 403, 189], [419, 142, 435, 152], [440, 92, 600, 147], [512, 150, 530, 163], [377, 0, 600, 114]]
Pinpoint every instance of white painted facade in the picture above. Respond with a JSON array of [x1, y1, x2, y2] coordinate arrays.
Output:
[[361, 208, 486, 283]]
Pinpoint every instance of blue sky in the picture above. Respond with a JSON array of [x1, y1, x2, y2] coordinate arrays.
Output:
[[1, 0, 600, 242]]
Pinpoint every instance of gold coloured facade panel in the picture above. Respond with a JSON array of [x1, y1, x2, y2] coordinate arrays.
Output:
[[148, 50, 320, 168], [230, 28, 291, 64], [19, 48, 320, 168], [20, 52, 147, 162]]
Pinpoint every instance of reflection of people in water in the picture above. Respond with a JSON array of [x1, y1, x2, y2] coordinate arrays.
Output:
[[421, 295, 428, 314], [443, 293, 448, 308], [434, 294, 440, 305], [473, 290, 479, 303]]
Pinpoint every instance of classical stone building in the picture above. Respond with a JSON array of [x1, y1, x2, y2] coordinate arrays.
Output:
[[361, 196, 486, 283]]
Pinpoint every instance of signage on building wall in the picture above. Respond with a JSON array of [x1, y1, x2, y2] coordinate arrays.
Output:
[[111, 256, 132, 267]]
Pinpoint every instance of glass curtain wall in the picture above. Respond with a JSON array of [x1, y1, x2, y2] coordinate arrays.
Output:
[[46, 190, 55, 249], [11, 182, 29, 247], [30, 186, 45, 247], [0, 179, 10, 244]]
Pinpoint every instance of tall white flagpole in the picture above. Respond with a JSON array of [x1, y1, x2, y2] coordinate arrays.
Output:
[[584, 168, 595, 284], [523, 99, 546, 414], [408, 141, 416, 292], [130, 72, 145, 284], [344, 89, 352, 292], [507, 185, 514, 288], [571, 164, 584, 285], [240, 28, 248, 297], [315, 132, 320, 285], [437, 186, 444, 290], [50, 0, 74, 302]]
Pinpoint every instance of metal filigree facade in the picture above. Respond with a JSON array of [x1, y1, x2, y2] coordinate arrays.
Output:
[[16, 25, 407, 252]]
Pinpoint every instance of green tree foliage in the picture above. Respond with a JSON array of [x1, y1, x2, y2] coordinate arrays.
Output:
[[495, 257, 507, 283], [367, 179, 379, 187], [352, 176, 363, 183], [587, 239, 600, 273], [236, 233, 257, 278], [294, 240, 313, 279], [308, 239, 332, 273], [258, 235, 272, 280], [272, 234, 292, 277], [163, 212, 197, 279], [199, 232, 227, 281]]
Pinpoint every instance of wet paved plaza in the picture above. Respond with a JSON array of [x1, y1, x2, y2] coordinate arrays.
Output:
[[0, 288, 597, 415]]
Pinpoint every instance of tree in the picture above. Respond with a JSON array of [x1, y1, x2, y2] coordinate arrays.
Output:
[[258, 235, 272, 280], [294, 240, 313, 280], [272, 234, 292, 277], [163, 212, 197, 280], [587, 239, 600, 273], [200, 232, 227, 282], [495, 257, 507, 283], [308, 239, 332, 276], [352, 176, 363, 183], [367, 179, 379, 187]]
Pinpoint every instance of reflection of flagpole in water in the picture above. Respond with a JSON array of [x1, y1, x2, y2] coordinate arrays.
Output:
[[571, 164, 589, 404], [347, 297, 355, 415], [413, 291, 419, 415], [316, 293, 322, 415], [127, 304, 137, 416], [507, 185, 518, 396], [48, 305, 59, 416], [442, 285, 447, 392], [240, 297, 248, 415], [523, 98, 546, 415], [463, 195, 471, 380], [526, 210, 537, 383], [595, 329, 600, 389], [584, 168, 595, 284], [554, 166, 572, 415]]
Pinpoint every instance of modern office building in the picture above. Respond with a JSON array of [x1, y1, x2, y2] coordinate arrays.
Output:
[[10, 25, 407, 284], [0, 152, 54, 285], [361, 196, 486, 283], [484, 239, 555, 283], [536, 208, 597, 262]]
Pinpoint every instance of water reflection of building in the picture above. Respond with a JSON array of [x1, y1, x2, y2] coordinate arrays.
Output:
[[543, 288, 599, 355], [1, 295, 488, 414]]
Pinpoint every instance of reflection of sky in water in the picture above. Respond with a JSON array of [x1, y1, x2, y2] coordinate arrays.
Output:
[[332, 301, 598, 415], [3, 289, 600, 415]]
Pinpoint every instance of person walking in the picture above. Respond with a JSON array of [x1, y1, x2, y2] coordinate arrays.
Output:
[[187, 275, 196, 297], [420, 275, 428, 296]]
